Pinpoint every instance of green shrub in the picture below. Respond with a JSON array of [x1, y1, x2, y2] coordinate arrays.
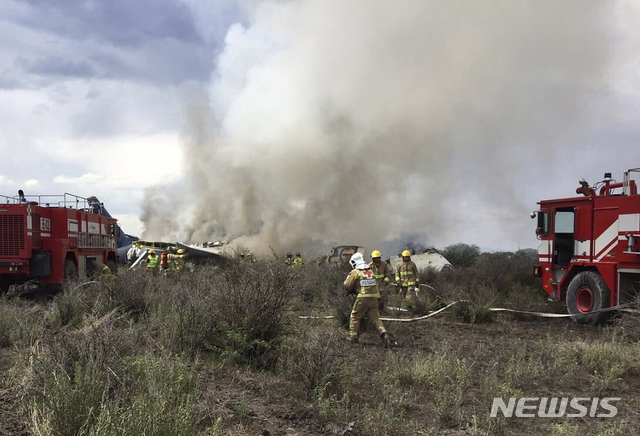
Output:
[[385, 347, 471, 425], [89, 355, 197, 436], [0, 297, 43, 348], [441, 243, 481, 268], [553, 339, 637, 389], [279, 327, 347, 397], [451, 301, 495, 324]]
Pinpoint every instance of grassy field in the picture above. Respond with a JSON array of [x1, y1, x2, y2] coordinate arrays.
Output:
[[0, 251, 639, 436]]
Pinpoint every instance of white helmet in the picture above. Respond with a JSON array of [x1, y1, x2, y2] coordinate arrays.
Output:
[[349, 252, 368, 270]]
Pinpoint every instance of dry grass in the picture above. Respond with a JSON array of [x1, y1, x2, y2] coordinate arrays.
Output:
[[0, 250, 638, 435]]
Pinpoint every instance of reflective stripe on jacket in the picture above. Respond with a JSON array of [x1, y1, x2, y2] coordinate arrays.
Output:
[[344, 268, 380, 298], [147, 254, 159, 269], [395, 260, 419, 287], [369, 261, 390, 283]]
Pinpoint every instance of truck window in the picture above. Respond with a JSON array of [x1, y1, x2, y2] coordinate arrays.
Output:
[[554, 209, 575, 266], [536, 212, 548, 236], [555, 211, 574, 233]]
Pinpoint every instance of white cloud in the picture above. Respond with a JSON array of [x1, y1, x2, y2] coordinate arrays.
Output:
[[112, 213, 144, 238], [0, 175, 15, 186], [53, 173, 103, 184], [24, 179, 39, 187], [49, 133, 183, 188]]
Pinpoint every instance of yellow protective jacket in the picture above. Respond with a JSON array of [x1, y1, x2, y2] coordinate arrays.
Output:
[[147, 254, 159, 269], [173, 254, 186, 271], [369, 260, 391, 284], [99, 264, 112, 277], [344, 268, 380, 298], [395, 260, 419, 287]]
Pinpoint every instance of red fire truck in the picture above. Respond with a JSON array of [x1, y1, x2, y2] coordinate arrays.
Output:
[[0, 192, 119, 293], [533, 168, 640, 324]]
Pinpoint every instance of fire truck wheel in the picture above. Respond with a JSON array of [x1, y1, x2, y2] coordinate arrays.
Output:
[[63, 259, 78, 280], [566, 271, 610, 325]]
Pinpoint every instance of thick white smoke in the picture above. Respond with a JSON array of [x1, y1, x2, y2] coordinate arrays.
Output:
[[142, 0, 615, 257]]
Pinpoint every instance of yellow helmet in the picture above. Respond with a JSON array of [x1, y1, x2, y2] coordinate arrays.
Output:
[[149, 249, 156, 254], [402, 250, 411, 257], [177, 249, 185, 254], [371, 250, 382, 258]]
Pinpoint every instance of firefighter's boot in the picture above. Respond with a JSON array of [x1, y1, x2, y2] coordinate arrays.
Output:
[[381, 332, 397, 349]]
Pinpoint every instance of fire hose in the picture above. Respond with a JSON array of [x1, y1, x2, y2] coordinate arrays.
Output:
[[298, 301, 639, 322], [298, 282, 640, 323]]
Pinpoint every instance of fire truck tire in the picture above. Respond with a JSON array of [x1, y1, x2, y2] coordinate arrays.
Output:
[[63, 259, 78, 280], [566, 271, 610, 325], [107, 260, 117, 275]]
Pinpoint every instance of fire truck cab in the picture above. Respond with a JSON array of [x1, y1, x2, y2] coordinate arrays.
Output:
[[0, 192, 119, 293], [533, 168, 640, 324]]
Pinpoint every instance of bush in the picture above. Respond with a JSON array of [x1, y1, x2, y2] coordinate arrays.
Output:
[[212, 260, 296, 368], [0, 297, 45, 349], [441, 243, 480, 268], [552, 338, 640, 390], [450, 301, 495, 324], [28, 311, 137, 435], [89, 355, 197, 436], [385, 346, 471, 425], [279, 327, 347, 397], [26, 307, 197, 436]]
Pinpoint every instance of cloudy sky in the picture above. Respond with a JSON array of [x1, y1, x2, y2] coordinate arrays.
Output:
[[1, 0, 640, 255]]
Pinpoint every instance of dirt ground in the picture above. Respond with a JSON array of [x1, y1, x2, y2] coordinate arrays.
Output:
[[193, 314, 638, 436], [1, 313, 637, 436]]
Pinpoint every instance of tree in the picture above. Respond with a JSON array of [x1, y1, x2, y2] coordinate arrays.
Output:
[[442, 243, 481, 268]]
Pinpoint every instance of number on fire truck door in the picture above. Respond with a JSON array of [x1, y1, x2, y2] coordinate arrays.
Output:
[[40, 218, 51, 231]]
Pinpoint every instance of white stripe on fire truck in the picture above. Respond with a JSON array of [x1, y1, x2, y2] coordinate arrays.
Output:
[[619, 213, 640, 232], [594, 220, 619, 259], [27, 215, 32, 230], [41, 232, 51, 238], [596, 237, 618, 262], [537, 240, 551, 260]]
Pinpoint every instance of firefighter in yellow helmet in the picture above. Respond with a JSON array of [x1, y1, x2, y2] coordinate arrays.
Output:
[[395, 250, 419, 299], [344, 252, 396, 347], [293, 251, 304, 267], [146, 249, 159, 276], [96, 259, 114, 283], [173, 248, 187, 272], [369, 249, 391, 312], [285, 252, 294, 266]]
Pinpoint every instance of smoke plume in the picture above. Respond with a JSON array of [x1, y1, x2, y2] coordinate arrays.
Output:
[[142, 0, 614, 256]]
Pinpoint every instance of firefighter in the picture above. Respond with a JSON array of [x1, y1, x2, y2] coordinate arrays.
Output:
[[344, 252, 396, 347], [285, 252, 294, 266], [173, 248, 187, 272], [395, 250, 419, 299], [146, 249, 159, 275], [369, 250, 391, 311], [99, 262, 112, 278], [293, 251, 304, 267], [97, 261, 115, 286], [159, 249, 169, 275]]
